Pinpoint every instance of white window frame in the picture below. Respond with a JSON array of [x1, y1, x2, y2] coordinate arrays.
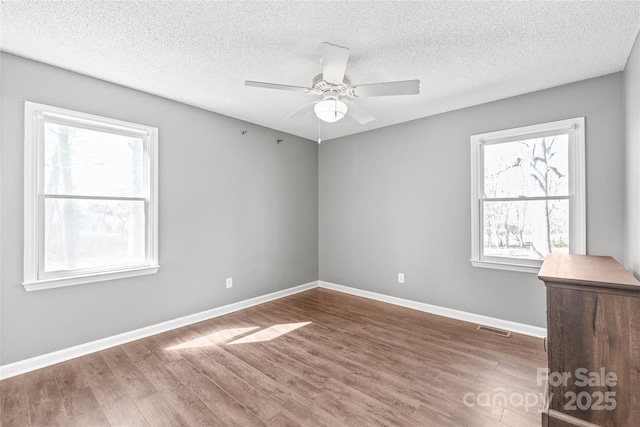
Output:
[[23, 102, 159, 291], [470, 117, 586, 273]]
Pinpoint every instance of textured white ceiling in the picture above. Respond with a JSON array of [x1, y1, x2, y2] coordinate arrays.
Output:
[[1, 1, 639, 141]]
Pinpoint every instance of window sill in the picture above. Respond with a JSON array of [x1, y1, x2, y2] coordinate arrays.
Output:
[[22, 265, 160, 292], [471, 259, 541, 274]]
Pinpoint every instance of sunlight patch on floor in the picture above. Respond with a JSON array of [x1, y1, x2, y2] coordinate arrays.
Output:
[[207, 326, 261, 343], [227, 322, 312, 345], [166, 326, 259, 350], [166, 322, 312, 350]]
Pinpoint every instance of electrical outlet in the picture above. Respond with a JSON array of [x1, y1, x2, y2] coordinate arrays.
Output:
[[226, 277, 233, 289], [398, 273, 404, 284]]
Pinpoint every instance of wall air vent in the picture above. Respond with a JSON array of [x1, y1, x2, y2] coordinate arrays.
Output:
[[477, 325, 512, 337]]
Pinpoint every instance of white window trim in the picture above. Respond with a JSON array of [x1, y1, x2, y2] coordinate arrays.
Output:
[[23, 102, 159, 291], [470, 117, 586, 273]]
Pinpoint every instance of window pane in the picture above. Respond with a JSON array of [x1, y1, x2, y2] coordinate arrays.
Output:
[[44, 198, 146, 272], [483, 199, 569, 260], [483, 135, 568, 198], [44, 122, 144, 197]]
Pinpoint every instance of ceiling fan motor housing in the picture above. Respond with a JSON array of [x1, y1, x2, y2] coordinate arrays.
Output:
[[311, 74, 355, 98]]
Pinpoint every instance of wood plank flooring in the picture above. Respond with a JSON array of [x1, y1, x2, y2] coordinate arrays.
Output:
[[1, 288, 548, 426]]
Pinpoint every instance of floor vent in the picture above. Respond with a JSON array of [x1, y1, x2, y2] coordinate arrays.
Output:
[[477, 325, 511, 337]]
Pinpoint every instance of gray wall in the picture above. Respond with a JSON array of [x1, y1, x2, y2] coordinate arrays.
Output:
[[319, 74, 625, 328], [1, 50, 629, 365], [0, 53, 319, 365], [625, 31, 640, 278]]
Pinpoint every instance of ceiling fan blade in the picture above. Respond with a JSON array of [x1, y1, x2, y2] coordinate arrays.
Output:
[[343, 100, 376, 124], [352, 79, 420, 97], [245, 80, 310, 93], [284, 101, 318, 121], [322, 42, 349, 85]]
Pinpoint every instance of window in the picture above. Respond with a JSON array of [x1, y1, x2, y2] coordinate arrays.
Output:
[[24, 102, 159, 291], [470, 117, 585, 273]]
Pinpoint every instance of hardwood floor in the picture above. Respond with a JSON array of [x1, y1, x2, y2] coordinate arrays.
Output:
[[1, 288, 547, 426]]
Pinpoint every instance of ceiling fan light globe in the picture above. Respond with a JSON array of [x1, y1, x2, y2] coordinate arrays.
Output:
[[314, 99, 348, 123]]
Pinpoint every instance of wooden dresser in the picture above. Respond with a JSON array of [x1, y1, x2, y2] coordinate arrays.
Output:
[[538, 253, 640, 427]]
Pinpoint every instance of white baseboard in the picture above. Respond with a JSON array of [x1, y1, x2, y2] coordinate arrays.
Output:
[[318, 281, 547, 339], [1, 279, 546, 380], [0, 280, 318, 380]]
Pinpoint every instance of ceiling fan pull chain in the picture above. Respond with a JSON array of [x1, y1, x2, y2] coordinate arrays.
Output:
[[318, 119, 322, 144]]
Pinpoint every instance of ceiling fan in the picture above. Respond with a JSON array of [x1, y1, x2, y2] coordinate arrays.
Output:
[[245, 42, 420, 125]]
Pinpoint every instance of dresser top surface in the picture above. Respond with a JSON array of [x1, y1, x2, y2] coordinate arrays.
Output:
[[538, 253, 640, 291]]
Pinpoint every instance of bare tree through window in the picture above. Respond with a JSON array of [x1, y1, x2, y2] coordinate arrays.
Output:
[[482, 135, 569, 261]]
